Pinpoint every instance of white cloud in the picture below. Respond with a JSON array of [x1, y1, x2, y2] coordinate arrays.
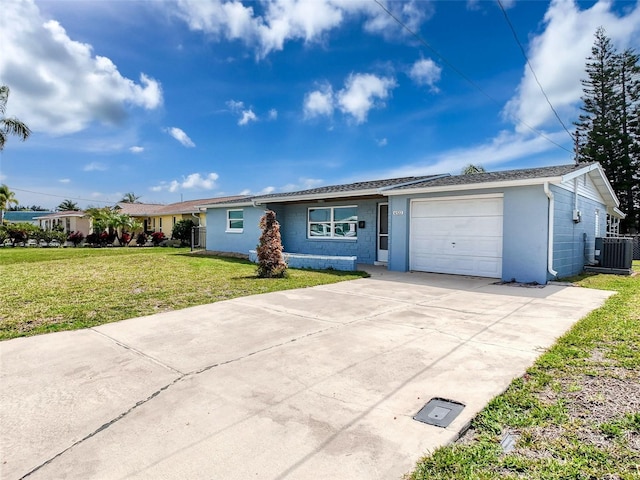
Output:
[[165, 127, 195, 147], [152, 172, 219, 193], [303, 85, 334, 119], [226, 99, 245, 112], [0, 0, 163, 135], [268, 108, 278, 120], [59, 178, 71, 184], [382, 130, 571, 179], [337, 73, 396, 124], [408, 58, 442, 90], [504, 0, 640, 133], [280, 177, 324, 192], [171, 0, 429, 59], [238, 109, 257, 126], [129, 146, 144, 153], [362, 0, 431, 40], [376, 138, 388, 147], [227, 99, 259, 125], [83, 162, 107, 172]]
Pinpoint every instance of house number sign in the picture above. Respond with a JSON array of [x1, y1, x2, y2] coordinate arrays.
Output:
[[392, 210, 404, 215]]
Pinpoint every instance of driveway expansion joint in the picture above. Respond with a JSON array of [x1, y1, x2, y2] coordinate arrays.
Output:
[[90, 328, 185, 375]]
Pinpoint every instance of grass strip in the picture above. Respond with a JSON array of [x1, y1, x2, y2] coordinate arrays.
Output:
[[0, 247, 366, 340]]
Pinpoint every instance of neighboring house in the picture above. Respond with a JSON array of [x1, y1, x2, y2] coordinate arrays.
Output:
[[3, 211, 53, 225], [117, 196, 246, 235], [36, 211, 91, 236], [201, 163, 624, 284]]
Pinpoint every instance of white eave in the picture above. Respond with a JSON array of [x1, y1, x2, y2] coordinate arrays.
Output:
[[383, 176, 566, 196], [252, 188, 385, 205], [562, 163, 619, 208], [198, 201, 256, 209]]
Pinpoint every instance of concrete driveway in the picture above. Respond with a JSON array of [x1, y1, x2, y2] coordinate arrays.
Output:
[[1, 270, 612, 480]]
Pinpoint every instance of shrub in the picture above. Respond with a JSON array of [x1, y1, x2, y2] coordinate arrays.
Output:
[[85, 233, 100, 247], [172, 219, 195, 246], [4, 222, 40, 246], [151, 231, 165, 246], [256, 210, 287, 278], [67, 231, 84, 247], [136, 232, 148, 246]]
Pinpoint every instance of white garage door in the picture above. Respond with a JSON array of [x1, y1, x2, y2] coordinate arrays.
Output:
[[410, 196, 503, 278]]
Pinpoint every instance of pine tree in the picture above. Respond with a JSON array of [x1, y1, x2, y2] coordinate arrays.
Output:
[[575, 28, 640, 233]]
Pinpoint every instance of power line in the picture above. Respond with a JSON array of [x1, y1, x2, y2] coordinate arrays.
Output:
[[372, 0, 573, 154], [496, 0, 575, 142], [9, 187, 117, 205]]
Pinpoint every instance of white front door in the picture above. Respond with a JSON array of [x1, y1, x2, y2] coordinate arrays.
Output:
[[377, 203, 389, 263]]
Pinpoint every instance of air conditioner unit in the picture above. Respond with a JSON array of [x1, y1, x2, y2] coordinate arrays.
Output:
[[595, 237, 633, 269]]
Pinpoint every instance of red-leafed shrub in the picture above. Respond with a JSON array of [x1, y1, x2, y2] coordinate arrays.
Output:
[[151, 231, 165, 246], [67, 231, 84, 247], [256, 210, 287, 278]]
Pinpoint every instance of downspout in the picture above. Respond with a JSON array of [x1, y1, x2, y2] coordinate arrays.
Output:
[[544, 182, 558, 278]]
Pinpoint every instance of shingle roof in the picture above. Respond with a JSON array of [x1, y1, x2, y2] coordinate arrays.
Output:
[[115, 203, 165, 216], [116, 195, 248, 216], [252, 175, 444, 201], [387, 164, 588, 191]]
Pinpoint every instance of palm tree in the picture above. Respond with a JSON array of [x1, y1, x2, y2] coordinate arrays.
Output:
[[0, 85, 31, 151], [120, 192, 141, 203], [461, 164, 487, 175], [0, 184, 19, 224], [57, 199, 79, 211]]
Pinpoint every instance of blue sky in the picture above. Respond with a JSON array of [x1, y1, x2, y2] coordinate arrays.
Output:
[[1, 0, 639, 209]]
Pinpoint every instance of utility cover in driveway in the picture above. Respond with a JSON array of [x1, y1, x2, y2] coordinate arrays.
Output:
[[413, 398, 465, 428]]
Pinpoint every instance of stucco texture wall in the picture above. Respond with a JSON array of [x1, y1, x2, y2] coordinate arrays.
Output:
[[205, 206, 265, 255], [551, 185, 607, 279], [267, 199, 380, 264], [388, 187, 550, 284]]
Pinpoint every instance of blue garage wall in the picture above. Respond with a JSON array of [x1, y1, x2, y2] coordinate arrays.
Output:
[[388, 187, 550, 284], [266, 199, 379, 264], [388, 196, 410, 272], [205, 206, 265, 255], [551, 184, 607, 279], [502, 186, 549, 284]]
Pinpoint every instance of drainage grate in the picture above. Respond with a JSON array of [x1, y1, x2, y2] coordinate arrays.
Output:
[[413, 397, 465, 428]]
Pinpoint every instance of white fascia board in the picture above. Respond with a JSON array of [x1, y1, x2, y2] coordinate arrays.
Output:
[[199, 201, 256, 209], [609, 207, 626, 219], [383, 177, 564, 196], [560, 163, 599, 181], [561, 163, 619, 207], [252, 188, 382, 205]]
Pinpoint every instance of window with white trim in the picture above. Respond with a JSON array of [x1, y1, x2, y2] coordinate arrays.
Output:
[[308, 206, 357, 239], [227, 209, 244, 232]]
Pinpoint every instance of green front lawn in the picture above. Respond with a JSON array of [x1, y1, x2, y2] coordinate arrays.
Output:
[[0, 247, 367, 340], [408, 261, 640, 480]]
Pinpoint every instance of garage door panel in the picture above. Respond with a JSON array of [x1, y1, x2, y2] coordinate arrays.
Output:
[[410, 197, 503, 278], [412, 216, 502, 236], [411, 236, 502, 257], [412, 198, 503, 218], [411, 253, 502, 277]]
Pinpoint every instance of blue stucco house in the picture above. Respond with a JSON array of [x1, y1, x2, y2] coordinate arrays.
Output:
[[201, 163, 624, 284]]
